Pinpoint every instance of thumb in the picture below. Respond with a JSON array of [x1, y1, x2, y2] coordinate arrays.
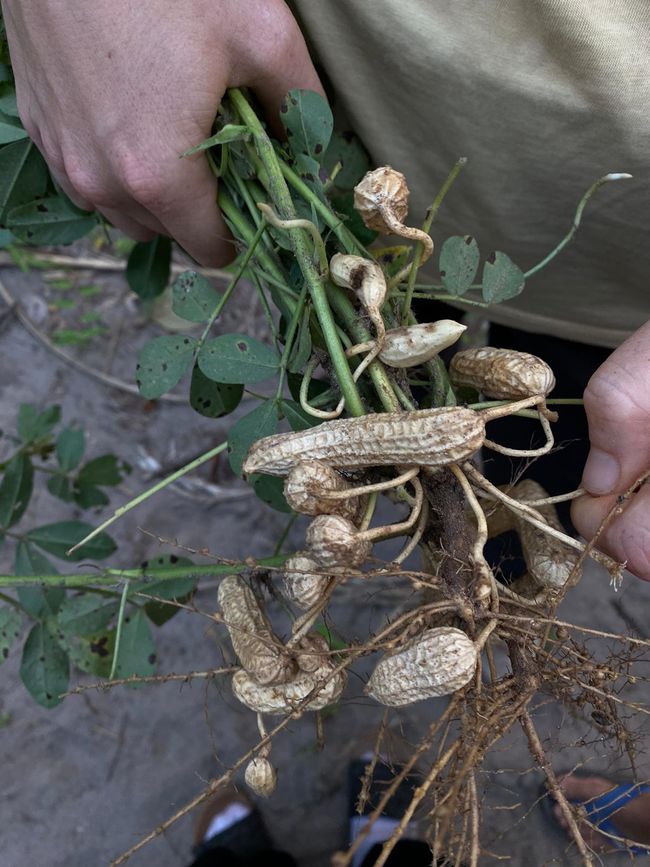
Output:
[[578, 320, 650, 496]]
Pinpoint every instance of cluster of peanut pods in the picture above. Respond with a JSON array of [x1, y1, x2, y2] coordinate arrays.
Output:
[[216, 167, 576, 797]]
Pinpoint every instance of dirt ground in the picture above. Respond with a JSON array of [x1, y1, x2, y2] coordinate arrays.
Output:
[[0, 259, 648, 867]]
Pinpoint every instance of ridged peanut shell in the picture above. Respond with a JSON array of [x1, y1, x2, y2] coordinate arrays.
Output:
[[366, 627, 478, 706], [512, 479, 579, 588], [450, 347, 555, 399], [294, 633, 330, 673], [283, 553, 333, 610], [284, 462, 363, 522], [244, 757, 277, 798], [232, 662, 346, 715], [243, 407, 486, 476], [306, 515, 371, 569], [379, 321, 466, 368], [353, 167, 409, 234], [329, 253, 387, 309], [485, 480, 578, 589], [218, 575, 293, 685]]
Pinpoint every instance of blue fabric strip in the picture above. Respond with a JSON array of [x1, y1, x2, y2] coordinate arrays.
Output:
[[576, 783, 650, 855]]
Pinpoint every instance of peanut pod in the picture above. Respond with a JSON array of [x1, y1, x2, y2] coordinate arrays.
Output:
[[379, 320, 466, 368], [449, 347, 556, 400], [366, 627, 478, 706], [232, 661, 346, 716], [485, 480, 579, 589], [243, 407, 486, 476], [218, 575, 294, 685], [353, 166, 433, 262], [283, 553, 335, 610], [306, 515, 372, 569], [244, 757, 277, 798], [284, 461, 364, 522], [329, 252, 387, 310], [511, 479, 579, 589]]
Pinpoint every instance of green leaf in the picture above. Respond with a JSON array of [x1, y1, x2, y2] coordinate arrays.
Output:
[[136, 334, 196, 399], [228, 400, 278, 476], [57, 594, 118, 636], [113, 609, 156, 686], [287, 371, 329, 405], [0, 121, 27, 144], [125, 235, 172, 300], [372, 246, 411, 281], [481, 251, 526, 303], [251, 474, 291, 513], [280, 89, 333, 163], [322, 130, 371, 190], [0, 606, 22, 664], [0, 454, 33, 528], [64, 630, 115, 678], [331, 190, 377, 246], [18, 403, 61, 442], [135, 555, 195, 599], [47, 474, 73, 502], [20, 622, 69, 708], [28, 521, 116, 561], [281, 399, 320, 431], [171, 269, 222, 322], [189, 362, 243, 418], [56, 427, 85, 472], [135, 555, 196, 626], [72, 484, 109, 509], [0, 139, 49, 220], [0, 228, 14, 247], [439, 236, 480, 296], [7, 195, 96, 245], [181, 124, 250, 156], [293, 153, 326, 200], [0, 91, 19, 117], [198, 334, 279, 385], [14, 541, 63, 618], [77, 454, 129, 488]]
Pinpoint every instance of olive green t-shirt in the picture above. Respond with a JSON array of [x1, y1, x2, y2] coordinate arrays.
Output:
[[291, 0, 649, 348]]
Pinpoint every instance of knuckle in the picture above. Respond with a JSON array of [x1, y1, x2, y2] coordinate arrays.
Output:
[[63, 160, 108, 206], [113, 150, 168, 209]]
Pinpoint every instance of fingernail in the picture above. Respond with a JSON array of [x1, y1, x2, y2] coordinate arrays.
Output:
[[581, 448, 620, 495]]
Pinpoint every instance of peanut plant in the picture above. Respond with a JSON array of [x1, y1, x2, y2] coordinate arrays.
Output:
[[0, 47, 647, 866]]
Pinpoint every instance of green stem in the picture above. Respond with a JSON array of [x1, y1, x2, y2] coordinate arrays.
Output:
[[400, 157, 467, 322], [390, 379, 418, 411], [524, 172, 632, 279], [276, 288, 308, 399], [250, 270, 280, 343], [66, 442, 229, 557], [470, 398, 584, 410], [0, 445, 26, 471], [279, 162, 366, 255], [326, 287, 400, 412], [229, 88, 365, 418], [109, 579, 129, 680], [0, 590, 25, 611], [217, 189, 286, 288], [412, 172, 632, 294], [0, 556, 289, 589]]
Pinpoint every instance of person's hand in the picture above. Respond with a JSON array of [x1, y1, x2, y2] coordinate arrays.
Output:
[[2, 0, 323, 266], [571, 320, 650, 581]]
